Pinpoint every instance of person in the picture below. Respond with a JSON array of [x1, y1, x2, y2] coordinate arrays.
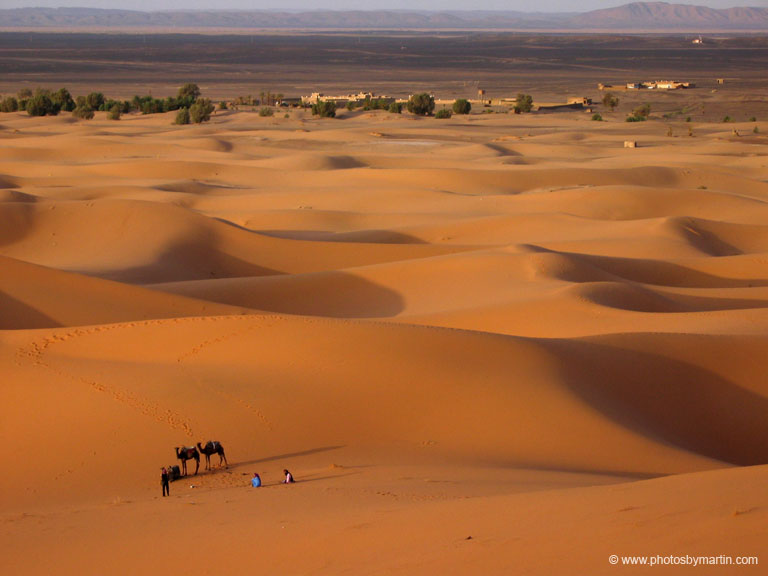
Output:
[[161, 467, 170, 497], [251, 473, 261, 488], [283, 469, 295, 484]]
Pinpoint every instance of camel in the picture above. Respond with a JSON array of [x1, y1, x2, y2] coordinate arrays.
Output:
[[174, 446, 200, 476], [197, 441, 228, 470]]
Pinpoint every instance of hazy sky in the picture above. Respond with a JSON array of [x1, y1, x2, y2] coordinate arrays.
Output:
[[3, 0, 767, 11]]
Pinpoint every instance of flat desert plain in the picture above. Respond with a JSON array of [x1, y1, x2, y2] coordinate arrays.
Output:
[[2, 90, 768, 573]]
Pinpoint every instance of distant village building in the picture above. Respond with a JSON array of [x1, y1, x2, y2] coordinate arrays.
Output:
[[600, 81, 695, 91], [490, 97, 519, 106], [302, 91, 393, 106], [475, 89, 490, 106], [298, 91, 589, 113], [536, 97, 592, 112], [655, 81, 683, 90]]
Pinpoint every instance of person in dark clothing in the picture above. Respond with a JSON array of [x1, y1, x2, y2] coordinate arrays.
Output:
[[283, 469, 295, 484], [161, 467, 170, 497]]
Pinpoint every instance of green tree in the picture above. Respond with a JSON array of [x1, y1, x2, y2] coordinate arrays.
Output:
[[52, 88, 75, 112], [633, 103, 651, 118], [26, 92, 58, 116], [259, 106, 274, 117], [407, 93, 435, 116], [17, 88, 32, 100], [452, 99, 471, 115], [363, 98, 389, 111], [388, 102, 403, 114], [0, 96, 19, 113], [592, 113, 603, 121], [435, 108, 452, 119], [85, 92, 105, 111], [311, 100, 337, 118], [175, 108, 190, 125], [141, 98, 164, 115], [626, 104, 651, 122], [601, 92, 619, 111], [103, 99, 130, 114], [514, 93, 533, 113], [189, 98, 214, 124], [108, 103, 122, 120], [178, 83, 201, 102], [72, 105, 95, 120]]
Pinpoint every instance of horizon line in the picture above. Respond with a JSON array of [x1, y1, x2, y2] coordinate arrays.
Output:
[[2, 4, 765, 15]]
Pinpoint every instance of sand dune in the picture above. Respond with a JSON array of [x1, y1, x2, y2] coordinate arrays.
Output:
[[663, 216, 768, 255], [1, 314, 735, 511], [0, 255, 253, 329], [1, 107, 767, 574], [152, 241, 768, 325], [0, 199, 467, 283]]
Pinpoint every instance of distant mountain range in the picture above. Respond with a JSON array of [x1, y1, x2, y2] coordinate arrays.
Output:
[[568, 2, 768, 29], [0, 3, 766, 31]]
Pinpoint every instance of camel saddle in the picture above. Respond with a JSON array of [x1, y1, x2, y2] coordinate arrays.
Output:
[[205, 441, 219, 451], [180, 447, 197, 458]]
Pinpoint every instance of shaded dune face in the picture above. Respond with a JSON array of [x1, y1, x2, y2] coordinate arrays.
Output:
[[2, 107, 768, 573], [0, 255, 249, 329]]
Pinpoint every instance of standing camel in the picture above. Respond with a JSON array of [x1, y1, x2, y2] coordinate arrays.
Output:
[[197, 441, 228, 470], [174, 446, 200, 476]]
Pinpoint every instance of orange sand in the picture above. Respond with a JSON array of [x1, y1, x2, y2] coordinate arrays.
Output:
[[1, 107, 766, 574]]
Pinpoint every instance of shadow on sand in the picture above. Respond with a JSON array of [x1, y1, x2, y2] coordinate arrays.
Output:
[[260, 470, 362, 488], [236, 445, 345, 467]]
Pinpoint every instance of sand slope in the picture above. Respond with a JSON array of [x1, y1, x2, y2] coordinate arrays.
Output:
[[0, 255, 252, 329], [1, 108, 767, 574], [0, 199, 467, 283]]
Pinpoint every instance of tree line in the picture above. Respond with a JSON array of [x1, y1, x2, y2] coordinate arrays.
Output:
[[0, 83, 214, 124], [311, 93, 535, 118], [1, 85, 541, 122]]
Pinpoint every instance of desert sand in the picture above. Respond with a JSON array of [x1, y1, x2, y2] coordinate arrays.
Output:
[[1, 103, 767, 574]]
